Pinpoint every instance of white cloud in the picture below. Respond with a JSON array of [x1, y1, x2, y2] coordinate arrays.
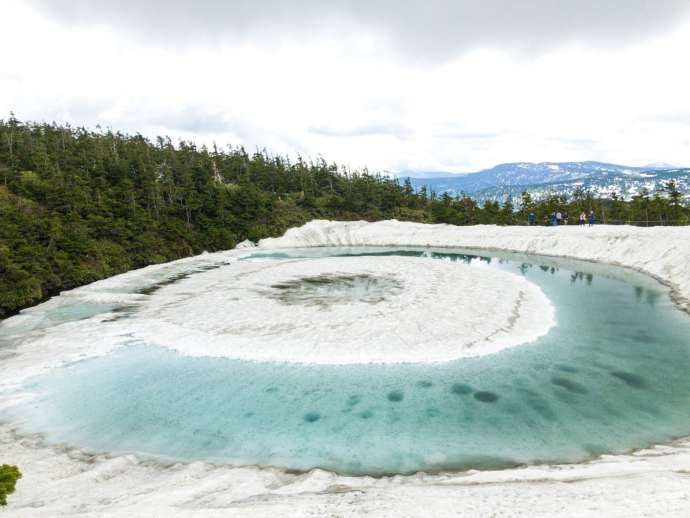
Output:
[[2, 1, 690, 172]]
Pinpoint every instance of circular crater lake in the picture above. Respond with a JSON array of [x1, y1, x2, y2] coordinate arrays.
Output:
[[3, 247, 690, 476]]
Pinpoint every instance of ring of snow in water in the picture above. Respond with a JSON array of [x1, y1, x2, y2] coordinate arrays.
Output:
[[128, 256, 555, 364]]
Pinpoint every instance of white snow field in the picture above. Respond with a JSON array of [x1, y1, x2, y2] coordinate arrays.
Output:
[[131, 256, 554, 364], [2, 220, 690, 517]]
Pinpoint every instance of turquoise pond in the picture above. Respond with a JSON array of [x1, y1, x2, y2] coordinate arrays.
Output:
[[4, 247, 690, 476]]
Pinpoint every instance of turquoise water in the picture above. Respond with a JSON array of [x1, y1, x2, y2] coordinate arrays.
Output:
[[6, 247, 690, 475]]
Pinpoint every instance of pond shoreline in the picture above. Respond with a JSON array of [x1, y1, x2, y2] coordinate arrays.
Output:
[[3, 221, 690, 517]]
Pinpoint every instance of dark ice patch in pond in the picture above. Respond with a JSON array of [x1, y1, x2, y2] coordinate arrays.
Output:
[[610, 371, 648, 389], [358, 409, 374, 419], [451, 383, 473, 395], [304, 412, 321, 423], [136, 264, 223, 295], [267, 274, 403, 307], [555, 364, 579, 373], [474, 391, 500, 403], [526, 398, 557, 422], [346, 395, 362, 407], [551, 376, 588, 395], [552, 389, 578, 404], [102, 305, 139, 322], [387, 390, 404, 402], [416, 380, 434, 389], [426, 408, 441, 417]]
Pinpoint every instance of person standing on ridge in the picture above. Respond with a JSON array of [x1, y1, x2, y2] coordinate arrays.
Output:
[[588, 211, 596, 226]]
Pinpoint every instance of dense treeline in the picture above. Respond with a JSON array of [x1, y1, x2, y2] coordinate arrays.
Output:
[[1, 116, 688, 317], [0, 117, 431, 317], [434, 185, 690, 228]]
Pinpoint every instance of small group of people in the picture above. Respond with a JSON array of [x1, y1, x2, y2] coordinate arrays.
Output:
[[550, 211, 569, 226], [578, 211, 596, 226], [527, 210, 595, 226]]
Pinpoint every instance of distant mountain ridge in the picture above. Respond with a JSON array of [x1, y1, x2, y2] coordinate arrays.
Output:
[[403, 161, 690, 203]]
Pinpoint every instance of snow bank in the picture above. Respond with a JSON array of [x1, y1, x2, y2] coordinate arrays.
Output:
[[3, 422, 690, 517], [235, 239, 257, 249], [260, 220, 690, 313]]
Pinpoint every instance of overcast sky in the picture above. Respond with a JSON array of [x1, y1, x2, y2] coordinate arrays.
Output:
[[2, 1, 690, 172]]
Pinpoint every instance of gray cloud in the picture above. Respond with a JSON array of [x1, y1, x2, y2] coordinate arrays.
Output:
[[27, 0, 690, 60]]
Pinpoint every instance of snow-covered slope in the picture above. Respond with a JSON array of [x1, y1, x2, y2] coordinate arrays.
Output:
[[3, 421, 690, 518]]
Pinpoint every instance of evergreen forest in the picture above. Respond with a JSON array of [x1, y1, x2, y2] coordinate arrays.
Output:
[[1, 116, 688, 317]]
